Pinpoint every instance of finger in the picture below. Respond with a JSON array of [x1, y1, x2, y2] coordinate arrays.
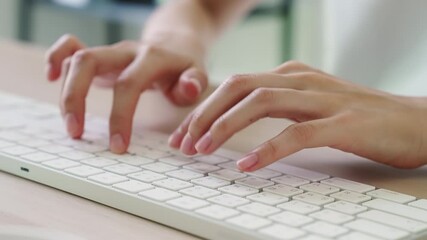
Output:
[[195, 88, 334, 154], [237, 117, 341, 172], [61, 46, 135, 139], [45, 34, 85, 81], [108, 47, 171, 153], [272, 60, 323, 74], [168, 67, 208, 106], [180, 73, 328, 152]]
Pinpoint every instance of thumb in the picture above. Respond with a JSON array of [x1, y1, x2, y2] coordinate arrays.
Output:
[[169, 67, 208, 106]]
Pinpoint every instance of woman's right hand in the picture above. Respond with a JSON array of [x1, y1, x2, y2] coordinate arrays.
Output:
[[45, 34, 208, 154]]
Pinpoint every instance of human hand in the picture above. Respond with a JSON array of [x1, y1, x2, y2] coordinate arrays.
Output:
[[45, 34, 208, 153], [169, 61, 427, 171]]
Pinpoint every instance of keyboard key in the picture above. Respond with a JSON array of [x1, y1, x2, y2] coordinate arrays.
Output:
[[358, 210, 427, 233], [113, 180, 153, 193], [152, 178, 193, 191], [130, 146, 171, 159], [409, 199, 427, 210], [194, 155, 229, 165], [226, 214, 271, 230], [259, 224, 306, 240], [104, 163, 141, 175], [196, 204, 240, 220], [363, 199, 427, 223], [141, 162, 178, 173], [338, 232, 382, 240], [235, 176, 274, 189], [81, 157, 118, 167], [321, 177, 374, 193], [344, 219, 409, 240], [277, 200, 321, 214], [38, 144, 73, 154], [303, 221, 348, 238], [42, 158, 80, 170], [309, 209, 354, 224], [292, 192, 334, 205], [237, 202, 280, 217], [246, 192, 289, 205], [59, 150, 95, 160], [263, 184, 304, 197], [366, 189, 416, 203], [166, 169, 204, 181], [180, 186, 220, 199], [184, 162, 220, 174], [217, 161, 240, 172], [272, 175, 310, 187], [299, 183, 340, 195], [159, 156, 195, 166], [65, 165, 103, 177], [128, 170, 166, 183], [1, 146, 36, 155], [219, 184, 259, 197], [330, 190, 372, 204], [248, 168, 281, 179], [139, 187, 181, 201], [0, 131, 29, 141], [21, 152, 57, 162], [89, 172, 128, 185], [269, 211, 314, 227], [191, 176, 230, 188], [208, 194, 250, 207], [0, 139, 15, 149], [18, 139, 49, 148], [116, 155, 154, 166], [73, 143, 107, 153], [208, 169, 246, 181], [324, 201, 367, 215], [167, 196, 209, 210], [267, 163, 329, 181]]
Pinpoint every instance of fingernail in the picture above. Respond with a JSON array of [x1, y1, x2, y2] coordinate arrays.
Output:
[[110, 134, 125, 153], [65, 113, 78, 137], [195, 132, 212, 153], [168, 130, 182, 149], [237, 153, 259, 171], [187, 78, 202, 95], [180, 133, 194, 155]]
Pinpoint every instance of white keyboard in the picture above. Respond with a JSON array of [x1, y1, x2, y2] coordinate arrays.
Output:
[[0, 91, 427, 240]]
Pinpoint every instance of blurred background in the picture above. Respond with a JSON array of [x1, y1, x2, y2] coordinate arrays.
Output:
[[0, 0, 426, 94]]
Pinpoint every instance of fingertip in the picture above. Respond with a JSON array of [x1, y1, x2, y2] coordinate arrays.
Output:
[[168, 128, 184, 149], [180, 133, 197, 155], [110, 133, 127, 154], [64, 113, 82, 138], [46, 64, 60, 81], [236, 153, 259, 172], [182, 78, 202, 99]]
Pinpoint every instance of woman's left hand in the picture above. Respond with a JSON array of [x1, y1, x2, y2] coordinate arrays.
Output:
[[168, 61, 427, 171]]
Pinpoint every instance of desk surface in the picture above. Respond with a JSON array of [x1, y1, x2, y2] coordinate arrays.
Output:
[[0, 40, 426, 240]]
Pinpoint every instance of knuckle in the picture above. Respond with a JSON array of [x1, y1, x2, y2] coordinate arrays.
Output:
[[212, 115, 229, 134], [251, 88, 275, 103], [114, 40, 136, 49], [223, 74, 252, 92], [72, 49, 94, 64], [288, 123, 316, 145], [276, 60, 306, 72], [61, 34, 78, 43], [263, 140, 279, 158], [115, 77, 138, 91], [62, 92, 82, 110], [139, 44, 162, 56]]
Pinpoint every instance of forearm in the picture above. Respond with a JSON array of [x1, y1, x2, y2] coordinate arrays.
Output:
[[142, 0, 259, 53]]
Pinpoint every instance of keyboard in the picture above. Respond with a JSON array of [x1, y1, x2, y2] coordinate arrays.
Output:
[[0, 91, 426, 240]]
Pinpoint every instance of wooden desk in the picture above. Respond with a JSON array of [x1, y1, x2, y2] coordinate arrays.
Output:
[[0, 40, 426, 240]]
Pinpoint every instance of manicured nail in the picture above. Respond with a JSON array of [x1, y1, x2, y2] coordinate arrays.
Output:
[[65, 113, 78, 137], [187, 78, 202, 95], [237, 153, 259, 171], [168, 130, 182, 149], [195, 132, 212, 153], [180, 133, 194, 154], [110, 134, 125, 153]]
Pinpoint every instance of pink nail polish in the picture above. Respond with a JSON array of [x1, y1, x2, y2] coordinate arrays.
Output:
[[110, 134, 125, 153], [65, 113, 78, 137], [180, 133, 194, 155], [237, 153, 259, 171], [195, 132, 212, 153], [187, 78, 202, 95]]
